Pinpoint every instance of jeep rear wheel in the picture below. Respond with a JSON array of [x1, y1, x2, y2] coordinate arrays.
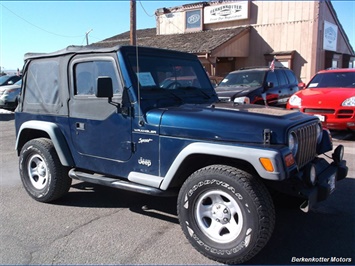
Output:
[[19, 138, 72, 202], [177, 165, 275, 264]]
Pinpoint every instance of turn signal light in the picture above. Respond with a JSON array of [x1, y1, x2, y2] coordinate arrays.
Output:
[[259, 158, 274, 172], [285, 153, 295, 167]]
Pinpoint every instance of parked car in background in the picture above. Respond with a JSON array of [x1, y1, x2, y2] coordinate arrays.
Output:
[[287, 68, 355, 132], [0, 79, 22, 110], [0, 75, 21, 86], [216, 67, 299, 107]]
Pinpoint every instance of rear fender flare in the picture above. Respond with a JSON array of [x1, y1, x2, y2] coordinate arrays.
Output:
[[16, 121, 74, 166]]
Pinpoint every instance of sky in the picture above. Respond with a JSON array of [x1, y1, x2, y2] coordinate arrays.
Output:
[[0, 1, 354, 71]]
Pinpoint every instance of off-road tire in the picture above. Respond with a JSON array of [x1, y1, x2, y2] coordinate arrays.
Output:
[[177, 164, 275, 264], [19, 138, 72, 202]]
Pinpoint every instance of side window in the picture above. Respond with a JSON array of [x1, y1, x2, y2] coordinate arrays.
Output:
[[284, 69, 298, 84], [266, 71, 279, 87], [275, 70, 288, 86], [74, 60, 121, 96], [75, 62, 94, 95], [25, 59, 60, 105]]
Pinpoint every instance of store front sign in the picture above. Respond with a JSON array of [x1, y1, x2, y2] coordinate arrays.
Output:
[[323, 21, 338, 51], [204, 2, 248, 24], [186, 10, 202, 30]]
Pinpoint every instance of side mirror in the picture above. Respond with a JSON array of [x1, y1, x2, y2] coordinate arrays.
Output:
[[266, 82, 273, 89], [298, 82, 306, 89], [8, 81, 14, 85], [96, 76, 113, 99]]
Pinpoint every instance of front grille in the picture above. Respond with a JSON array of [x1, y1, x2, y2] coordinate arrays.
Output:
[[293, 122, 318, 169], [304, 108, 335, 114], [337, 109, 354, 118]]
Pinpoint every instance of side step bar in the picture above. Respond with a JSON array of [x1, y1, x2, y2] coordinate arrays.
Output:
[[69, 169, 177, 197]]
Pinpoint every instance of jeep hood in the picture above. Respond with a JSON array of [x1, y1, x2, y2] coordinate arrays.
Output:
[[146, 103, 312, 144]]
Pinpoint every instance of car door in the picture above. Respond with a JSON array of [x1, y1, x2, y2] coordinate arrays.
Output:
[[274, 69, 291, 105], [264, 70, 280, 106], [68, 55, 132, 172]]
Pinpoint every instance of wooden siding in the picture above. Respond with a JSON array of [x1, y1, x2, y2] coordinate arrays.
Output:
[[136, 1, 353, 82]]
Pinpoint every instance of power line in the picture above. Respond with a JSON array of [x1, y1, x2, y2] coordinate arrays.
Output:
[[138, 0, 155, 17], [1, 3, 84, 38]]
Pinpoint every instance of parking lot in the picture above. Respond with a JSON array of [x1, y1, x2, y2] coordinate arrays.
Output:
[[1, 110, 354, 265]]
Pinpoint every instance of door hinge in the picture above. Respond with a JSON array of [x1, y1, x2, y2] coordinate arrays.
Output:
[[131, 142, 137, 152], [263, 128, 272, 144]]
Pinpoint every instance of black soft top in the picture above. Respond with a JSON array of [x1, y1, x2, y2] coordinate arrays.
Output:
[[24, 45, 195, 61]]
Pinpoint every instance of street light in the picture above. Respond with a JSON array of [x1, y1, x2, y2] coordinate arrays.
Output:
[[86, 29, 93, 45]]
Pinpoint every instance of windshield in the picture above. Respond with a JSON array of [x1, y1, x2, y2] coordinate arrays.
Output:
[[126, 54, 215, 104], [0, 75, 11, 84], [219, 71, 266, 87], [307, 72, 355, 88]]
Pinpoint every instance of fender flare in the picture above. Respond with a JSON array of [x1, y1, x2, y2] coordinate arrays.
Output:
[[159, 142, 286, 190], [16, 120, 74, 166]]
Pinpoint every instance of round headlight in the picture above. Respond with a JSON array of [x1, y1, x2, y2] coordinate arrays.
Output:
[[288, 132, 299, 156], [304, 163, 317, 186], [316, 123, 323, 144], [233, 96, 250, 105]]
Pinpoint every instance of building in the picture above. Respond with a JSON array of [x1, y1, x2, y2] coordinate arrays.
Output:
[[95, 0, 355, 82]]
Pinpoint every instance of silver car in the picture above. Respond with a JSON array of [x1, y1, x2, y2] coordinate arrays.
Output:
[[0, 79, 22, 110]]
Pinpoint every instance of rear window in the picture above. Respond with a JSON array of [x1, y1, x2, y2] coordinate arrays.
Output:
[[23, 59, 61, 113]]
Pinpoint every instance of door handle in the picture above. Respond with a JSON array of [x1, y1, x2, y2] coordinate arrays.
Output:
[[76, 122, 85, 130]]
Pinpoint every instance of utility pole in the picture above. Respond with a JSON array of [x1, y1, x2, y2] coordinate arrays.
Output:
[[130, 0, 136, 45], [86, 29, 93, 45]]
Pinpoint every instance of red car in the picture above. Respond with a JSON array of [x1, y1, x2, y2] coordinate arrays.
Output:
[[287, 68, 355, 132]]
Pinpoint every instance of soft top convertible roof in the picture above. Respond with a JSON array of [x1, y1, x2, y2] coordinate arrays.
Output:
[[23, 45, 194, 61], [24, 45, 124, 60]]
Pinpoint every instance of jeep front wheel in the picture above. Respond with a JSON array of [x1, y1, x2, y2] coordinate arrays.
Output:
[[177, 165, 275, 264], [19, 138, 72, 202]]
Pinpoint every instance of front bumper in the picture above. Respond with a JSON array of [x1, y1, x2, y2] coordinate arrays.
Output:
[[0, 98, 17, 109], [299, 158, 347, 212], [268, 145, 348, 212]]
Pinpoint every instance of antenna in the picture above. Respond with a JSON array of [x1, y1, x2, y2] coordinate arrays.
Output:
[[130, 0, 143, 125], [136, 46, 144, 126]]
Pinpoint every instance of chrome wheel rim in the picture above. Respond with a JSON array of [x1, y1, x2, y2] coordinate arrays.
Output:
[[195, 190, 243, 243], [27, 154, 48, 190]]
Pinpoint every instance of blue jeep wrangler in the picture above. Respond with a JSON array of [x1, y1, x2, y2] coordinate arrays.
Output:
[[15, 45, 347, 264]]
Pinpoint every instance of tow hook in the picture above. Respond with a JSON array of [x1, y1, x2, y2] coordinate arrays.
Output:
[[300, 200, 310, 213]]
